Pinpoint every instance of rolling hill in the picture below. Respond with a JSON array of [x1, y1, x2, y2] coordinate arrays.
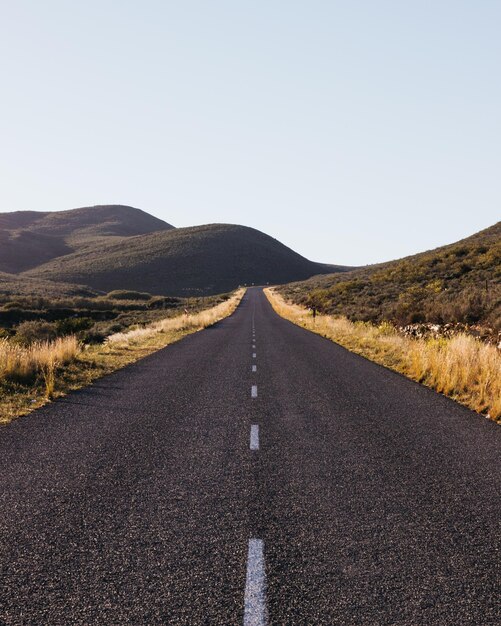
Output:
[[278, 222, 501, 329], [0, 205, 173, 273], [24, 223, 344, 295], [0, 204, 346, 295]]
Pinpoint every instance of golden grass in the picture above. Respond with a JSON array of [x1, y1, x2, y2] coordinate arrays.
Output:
[[0, 336, 80, 384], [105, 292, 244, 347], [0, 289, 245, 424], [265, 288, 501, 422]]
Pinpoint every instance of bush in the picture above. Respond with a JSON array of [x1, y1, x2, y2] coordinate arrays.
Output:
[[2, 301, 24, 310], [106, 290, 153, 301], [56, 317, 93, 336], [81, 321, 125, 344], [81, 329, 107, 344], [14, 321, 58, 346]]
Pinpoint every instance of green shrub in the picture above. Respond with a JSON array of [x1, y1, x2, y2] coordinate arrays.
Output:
[[56, 317, 93, 335], [82, 329, 107, 344], [106, 290, 153, 301], [14, 320, 58, 346]]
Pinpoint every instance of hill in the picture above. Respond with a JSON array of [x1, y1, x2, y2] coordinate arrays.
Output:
[[278, 222, 501, 330], [0, 272, 98, 299], [24, 223, 344, 295], [0, 205, 173, 273]]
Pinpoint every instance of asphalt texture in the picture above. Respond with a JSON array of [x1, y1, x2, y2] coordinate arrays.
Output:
[[0, 287, 500, 625]]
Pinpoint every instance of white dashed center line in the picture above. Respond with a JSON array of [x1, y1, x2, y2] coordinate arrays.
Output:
[[253, 353, 256, 358], [250, 425, 259, 450], [244, 539, 268, 626], [252, 365, 257, 372], [251, 385, 258, 398]]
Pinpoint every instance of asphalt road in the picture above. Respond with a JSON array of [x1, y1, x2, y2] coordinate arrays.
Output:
[[0, 288, 500, 625]]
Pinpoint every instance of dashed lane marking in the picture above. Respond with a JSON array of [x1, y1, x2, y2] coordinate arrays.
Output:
[[250, 425, 259, 450], [251, 385, 258, 398], [252, 365, 257, 372], [243, 539, 268, 626]]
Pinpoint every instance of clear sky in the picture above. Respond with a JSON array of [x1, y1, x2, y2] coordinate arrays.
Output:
[[0, 1, 499, 265]]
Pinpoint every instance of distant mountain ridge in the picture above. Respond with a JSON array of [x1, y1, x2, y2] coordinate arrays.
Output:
[[0, 205, 346, 295]]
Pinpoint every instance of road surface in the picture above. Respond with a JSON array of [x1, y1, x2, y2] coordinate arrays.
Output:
[[1, 288, 500, 625]]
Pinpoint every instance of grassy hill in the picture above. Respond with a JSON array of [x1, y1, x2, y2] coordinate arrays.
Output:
[[0, 271, 98, 298], [24, 223, 344, 296], [278, 222, 501, 330], [0, 205, 173, 273]]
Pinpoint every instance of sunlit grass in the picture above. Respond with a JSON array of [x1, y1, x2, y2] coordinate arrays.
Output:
[[0, 336, 80, 387], [105, 291, 244, 347]]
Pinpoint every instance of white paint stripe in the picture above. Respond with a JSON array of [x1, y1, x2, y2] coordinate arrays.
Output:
[[244, 539, 268, 626], [252, 344, 256, 349], [250, 424, 259, 450], [251, 385, 258, 398], [253, 353, 256, 358], [252, 365, 257, 372]]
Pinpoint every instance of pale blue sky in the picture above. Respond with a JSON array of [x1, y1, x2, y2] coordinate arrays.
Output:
[[0, 1, 499, 265]]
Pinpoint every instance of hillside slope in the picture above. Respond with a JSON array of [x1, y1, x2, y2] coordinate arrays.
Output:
[[0, 205, 173, 273], [278, 222, 501, 329], [0, 272, 98, 298], [24, 224, 343, 296]]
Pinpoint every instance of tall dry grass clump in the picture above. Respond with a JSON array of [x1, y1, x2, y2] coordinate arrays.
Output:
[[105, 289, 245, 348], [0, 336, 80, 397], [265, 288, 501, 421], [406, 335, 501, 418]]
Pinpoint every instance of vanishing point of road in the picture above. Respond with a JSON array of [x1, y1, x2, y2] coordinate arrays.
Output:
[[1, 288, 500, 625]]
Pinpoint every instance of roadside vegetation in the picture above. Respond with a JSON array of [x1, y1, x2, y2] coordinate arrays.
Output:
[[0, 287, 228, 343], [0, 289, 245, 425], [265, 288, 501, 422], [280, 222, 500, 335]]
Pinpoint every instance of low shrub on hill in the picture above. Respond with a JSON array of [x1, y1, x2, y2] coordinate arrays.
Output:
[[280, 223, 501, 330], [105, 290, 153, 301], [14, 321, 58, 346]]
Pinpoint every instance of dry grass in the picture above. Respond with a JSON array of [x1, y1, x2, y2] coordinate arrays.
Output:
[[0, 336, 80, 384], [0, 289, 245, 425], [265, 288, 501, 422], [105, 291, 244, 348]]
